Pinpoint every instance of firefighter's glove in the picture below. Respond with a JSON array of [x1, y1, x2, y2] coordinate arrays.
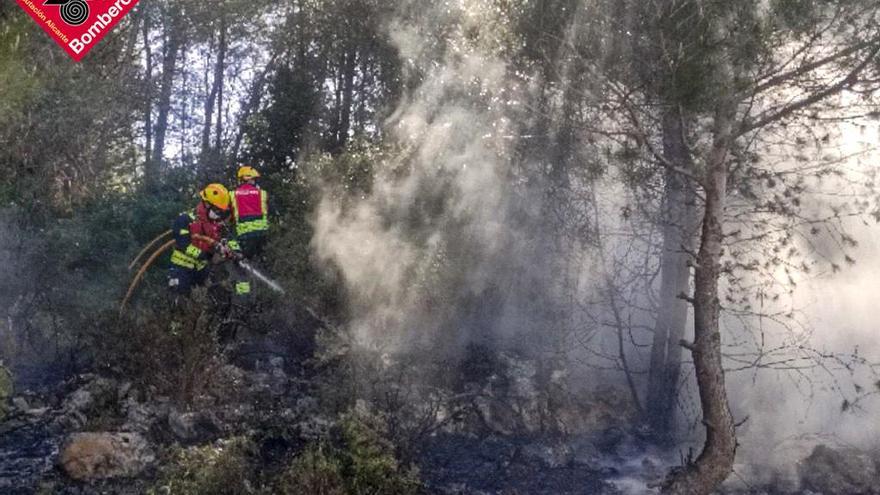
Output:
[[215, 240, 234, 260], [226, 239, 244, 261]]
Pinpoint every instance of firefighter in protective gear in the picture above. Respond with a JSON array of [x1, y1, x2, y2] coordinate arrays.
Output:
[[168, 184, 239, 295], [230, 166, 270, 298], [233, 166, 269, 247]]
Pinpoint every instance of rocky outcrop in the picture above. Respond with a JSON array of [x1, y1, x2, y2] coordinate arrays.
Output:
[[3, 345, 664, 495], [0, 364, 301, 492], [52, 375, 125, 431], [466, 352, 637, 436], [799, 444, 880, 495], [168, 409, 223, 443], [60, 432, 155, 481]]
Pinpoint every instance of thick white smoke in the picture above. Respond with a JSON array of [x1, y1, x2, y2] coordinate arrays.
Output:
[[312, 0, 582, 356], [722, 114, 880, 487], [310, 1, 880, 488]]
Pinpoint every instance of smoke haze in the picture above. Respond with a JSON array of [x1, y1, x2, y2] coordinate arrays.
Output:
[[312, 0, 587, 358], [310, 0, 880, 487]]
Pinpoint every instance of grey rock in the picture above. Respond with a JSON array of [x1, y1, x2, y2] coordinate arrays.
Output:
[[122, 397, 166, 434], [53, 377, 120, 431], [269, 356, 285, 371], [60, 432, 154, 481], [168, 409, 222, 443], [12, 396, 29, 412], [570, 437, 601, 466], [799, 444, 880, 495], [117, 381, 133, 402], [521, 442, 573, 468]]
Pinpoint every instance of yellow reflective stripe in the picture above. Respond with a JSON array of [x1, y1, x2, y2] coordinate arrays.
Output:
[[170, 250, 196, 269], [171, 249, 207, 270], [227, 240, 241, 250], [185, 245, 203, 258], [236, 219, 269, 236], [179, 229, 190, 234], [235, 282, 251, 295]]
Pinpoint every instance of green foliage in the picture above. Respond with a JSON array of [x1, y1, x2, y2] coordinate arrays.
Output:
[[0, 364, 12, 421], [0, 173, 194, 381], [241, 0, 401, 168], [244, 65, 321, 173], [769, 0, 822, 33], [0, 7, 141, 212], [276, 445, 346, 495], [508, 0, 581, 73], [628, 0, 772, 110], [1, 4, 877, 495], [150, 437, 258, 495], [303, 139, 393, 202], [336, 413, 421, 495], [276, 413, 420, 495], [0, 13, 41, 128], [149, 413, 419, 495]]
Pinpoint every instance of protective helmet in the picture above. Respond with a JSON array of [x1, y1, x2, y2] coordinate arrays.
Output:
[[199, 183, 231, 211], [237, 166, 261, 182]]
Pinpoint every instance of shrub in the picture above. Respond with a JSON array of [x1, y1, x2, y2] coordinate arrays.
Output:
[[275, 411, 420, 495], [276, 445, 345, 495], [0, 188, 191, 386], [0, 363, 12, 421], [337, 413, 420, 495], [150, 437, 257, 495], [103, 292, 231, 406]]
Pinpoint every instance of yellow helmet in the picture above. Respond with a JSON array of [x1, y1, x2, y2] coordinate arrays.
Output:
[[199, 183, 231, 211], [237, 166, 261, 182]]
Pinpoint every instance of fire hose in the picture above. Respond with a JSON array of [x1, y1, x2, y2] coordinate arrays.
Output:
[[121, 234, 285, 315], [120, 234, 219, 315], [128, 230, 172, 271]]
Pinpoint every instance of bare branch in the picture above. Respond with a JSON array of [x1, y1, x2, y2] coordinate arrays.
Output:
[[750, 36, 880, 97], [739, 41, 880, 135]]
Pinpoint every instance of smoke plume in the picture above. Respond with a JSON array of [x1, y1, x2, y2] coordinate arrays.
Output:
[[312, 0, 593, 359]]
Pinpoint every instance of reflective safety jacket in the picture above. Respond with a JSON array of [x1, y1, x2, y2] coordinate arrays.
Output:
[[232, 183, 269, 239], [170, 203, 223, 271]]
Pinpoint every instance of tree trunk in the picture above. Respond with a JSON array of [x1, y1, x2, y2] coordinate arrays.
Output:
[[201, 32, 218, 162], [179, 44, 188, 166], [214, 15, 226, 154], [646, 107, 697, 441], [337, 45, 356, 150], [200, 15, 227, 181], [148, 6, 184, 192], [143, 10, 153, 178], [231, 54, 278, 162], [662, 102, 737, 495]]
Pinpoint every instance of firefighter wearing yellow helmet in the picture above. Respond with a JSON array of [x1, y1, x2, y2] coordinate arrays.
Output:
[[168, 184, 239, 296], [230, 165, 270, 298]]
